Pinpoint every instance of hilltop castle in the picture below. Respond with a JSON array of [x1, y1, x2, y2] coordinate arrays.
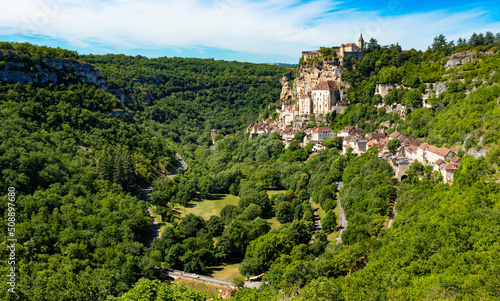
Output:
[[302, 34, 365, 60]]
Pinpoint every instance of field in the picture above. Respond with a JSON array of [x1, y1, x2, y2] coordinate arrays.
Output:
[[172, 278, 235, 298], [208, 263, 242, 280], [180, 194, 240, 220], [149, 191, 284, 234]]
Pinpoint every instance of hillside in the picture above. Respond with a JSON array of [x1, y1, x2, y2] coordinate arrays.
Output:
[[81, 54, 285, 148], [1, 35, 500, 301], [334, 37, 500, 155], [0, 43, 285, 300]]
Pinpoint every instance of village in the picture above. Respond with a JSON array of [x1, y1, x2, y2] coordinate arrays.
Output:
[[247, 34, 460, 184]]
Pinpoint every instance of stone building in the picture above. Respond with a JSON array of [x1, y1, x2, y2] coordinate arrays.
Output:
[[339, 34, 364, 59], [302, 50, 321, 61], [298, 80, 340, 115]]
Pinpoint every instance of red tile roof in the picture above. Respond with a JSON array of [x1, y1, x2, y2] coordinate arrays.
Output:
[[389, 131, 401, 138], [418, 143, 430, 150], [313, 80, 338, 91], [406, 145, 418, 154], [444, 163, 460, 170], [450, 156, 460, 163], [341, 126, 354, 133]]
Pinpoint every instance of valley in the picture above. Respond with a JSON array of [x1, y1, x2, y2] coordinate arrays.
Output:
[[1, 31, 500, 300]]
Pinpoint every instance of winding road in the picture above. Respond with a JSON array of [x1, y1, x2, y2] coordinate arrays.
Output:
[[167, 154, 189, 178], [144, 153, 188, 247], [336, 181, 348, 245]]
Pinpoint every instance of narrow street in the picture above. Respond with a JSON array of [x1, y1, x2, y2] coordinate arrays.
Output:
[[140, 186, 161, 248]]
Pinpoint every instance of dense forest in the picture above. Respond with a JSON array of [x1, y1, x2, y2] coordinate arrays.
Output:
[[81, 54, 284, 150], [1, 32, 500, 300]]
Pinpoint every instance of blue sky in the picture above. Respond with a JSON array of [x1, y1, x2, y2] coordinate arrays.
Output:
[[1, 0, 500, 64]]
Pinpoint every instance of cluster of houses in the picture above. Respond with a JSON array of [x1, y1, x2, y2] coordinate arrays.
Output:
[[249, 122, 460, 184]]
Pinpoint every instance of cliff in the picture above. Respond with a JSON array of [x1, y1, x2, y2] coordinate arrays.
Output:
[[281, 59, 348, 103], [443, 50, 495, 70], [0, 51, 106, 89]]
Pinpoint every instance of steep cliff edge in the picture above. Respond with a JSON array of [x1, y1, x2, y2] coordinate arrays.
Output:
[[0, 50, 106, 89], [280, 59, 348, 103]]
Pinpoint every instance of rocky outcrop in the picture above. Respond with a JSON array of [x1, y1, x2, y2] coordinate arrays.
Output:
[[289, 60, 346, 101], [0, 52, 106, 89], [374, 84, 394, 98], [279, 71, 293, 101], [433, 82, 448, 96], [444, 50, 495, 70]]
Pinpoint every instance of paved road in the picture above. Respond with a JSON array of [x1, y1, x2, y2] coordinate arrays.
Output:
[[144, 154, 189, 246], [141, 186, 161, 248], [167, 154, 189, 179], [159, 269, 262, 288], [336, 182, 348, 245]]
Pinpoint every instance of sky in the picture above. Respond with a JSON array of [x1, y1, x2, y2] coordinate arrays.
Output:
[[1, 0, 500, 64]]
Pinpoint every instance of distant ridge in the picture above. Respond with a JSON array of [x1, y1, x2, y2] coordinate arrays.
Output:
[[269, 63, 297, 67]]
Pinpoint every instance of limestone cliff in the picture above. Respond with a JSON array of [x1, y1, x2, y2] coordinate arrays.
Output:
[[443, 50, 495, 70], [281, 59, 348, 103], [0, 51, 106, 89]]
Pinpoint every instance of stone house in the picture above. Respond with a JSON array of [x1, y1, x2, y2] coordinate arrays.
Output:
[[338, 126, 355, 137], [299, 81, 341, 115], [311, 126, 336, 142], [443, 162, 460, 183], [339, 34, 364, 59]]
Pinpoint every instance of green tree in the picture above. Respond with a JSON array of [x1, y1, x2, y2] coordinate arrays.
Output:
[[276, 201, 294, 224], [322, 210, 337, 233], [386, 138, 401, 155]]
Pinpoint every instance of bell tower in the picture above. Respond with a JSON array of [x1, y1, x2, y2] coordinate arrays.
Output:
[[358, 33, 364, 53]]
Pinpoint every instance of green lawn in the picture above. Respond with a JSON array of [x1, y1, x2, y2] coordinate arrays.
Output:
[[152, 192, 283, 231], [179, 194, 240, 220], [208, 263, 242, 280], [267, 189, 287, 198], [265, 216, 281, 230]]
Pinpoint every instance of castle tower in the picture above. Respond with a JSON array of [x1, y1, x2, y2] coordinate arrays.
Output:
[[358, 34, 364, 53]]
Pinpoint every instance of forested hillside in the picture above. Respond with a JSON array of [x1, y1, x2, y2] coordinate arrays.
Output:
[[82, 54, 285, 150], [1, 34, 500, 301], [0, 43, 286, 300]]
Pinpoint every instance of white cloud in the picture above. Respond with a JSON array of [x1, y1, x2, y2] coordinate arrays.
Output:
[[1, 0, 500, 61]]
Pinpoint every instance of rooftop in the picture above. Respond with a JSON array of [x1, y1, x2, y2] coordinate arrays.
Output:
[[313, 80, 339, 91]]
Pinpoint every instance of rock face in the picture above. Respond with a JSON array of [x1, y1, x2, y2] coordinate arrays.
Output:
[[279, 71, 293, 101], [0, 52, 106, 89], [444, 50, 495, 70], [287, 60, 346, 102], [374, 84, 394, 98], [433, 82, 448, 96]]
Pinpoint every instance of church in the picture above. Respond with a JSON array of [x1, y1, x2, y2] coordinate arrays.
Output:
[[298, 80, 340, 115]]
